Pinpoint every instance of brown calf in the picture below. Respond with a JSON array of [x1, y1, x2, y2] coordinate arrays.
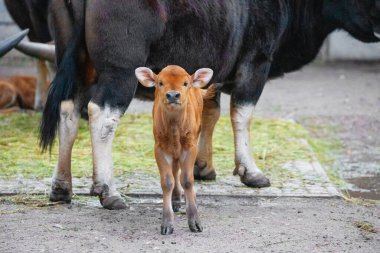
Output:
[[135, 65, 214, 235], [0, 75, 49, 113]]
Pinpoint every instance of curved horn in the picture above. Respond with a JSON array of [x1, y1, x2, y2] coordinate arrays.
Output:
[[0, 29, 29, 58], [16, 41, 56, 63]]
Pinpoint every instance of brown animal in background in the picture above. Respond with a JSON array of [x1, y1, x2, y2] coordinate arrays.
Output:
[[4, 0, 53, 111], [135, 65, 215, 235], [0, 75, 49, 113]]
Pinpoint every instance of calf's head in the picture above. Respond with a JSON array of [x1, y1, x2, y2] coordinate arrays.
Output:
[[135, 65, 213, 111]]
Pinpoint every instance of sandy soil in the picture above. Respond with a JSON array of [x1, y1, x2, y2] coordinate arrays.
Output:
[[0, 196, 379, 253]]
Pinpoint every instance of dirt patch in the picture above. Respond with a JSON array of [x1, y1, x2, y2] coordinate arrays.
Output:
[[0, 196, 379, 252]]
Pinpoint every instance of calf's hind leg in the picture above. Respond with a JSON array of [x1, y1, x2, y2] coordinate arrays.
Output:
[[195, 90, 221, 180], [172, 160, 181, 212], [50, 100, 80, 203]]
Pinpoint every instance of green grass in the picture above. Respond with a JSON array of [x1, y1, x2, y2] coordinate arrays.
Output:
[[302, 120, 345, 188], [0, 112, 334, 187]]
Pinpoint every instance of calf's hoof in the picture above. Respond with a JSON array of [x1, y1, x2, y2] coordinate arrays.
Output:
[[161, 225, 174, 235], [50, 181, 72, 203], [172, 201, 181, 212], [234, 165, 271, 188], [188, 217, 203, 233], [194, 161, 216, 181]]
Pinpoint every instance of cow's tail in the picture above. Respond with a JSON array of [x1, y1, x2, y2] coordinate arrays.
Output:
[[40, 1, 85, 152], [201, 83, 222, 101]]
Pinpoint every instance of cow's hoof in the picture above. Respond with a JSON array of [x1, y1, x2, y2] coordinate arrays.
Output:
[[90, 184, 127, 210], [188, 217, 203, 233], [234, 166, 271, 188], [194, 162, 216, 181], [172, 201, 181, 212], [161, 225, 174, 235], [49, 189, 72, 203], [240, 174, 270, 188], [101, 196, 127, 210], [50, 181, 72, 203]]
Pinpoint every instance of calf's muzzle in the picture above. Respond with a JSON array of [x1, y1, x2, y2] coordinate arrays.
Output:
[[166, 91, 181, 103]]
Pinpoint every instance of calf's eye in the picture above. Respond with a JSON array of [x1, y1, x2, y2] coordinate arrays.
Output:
[[159, 82, 163, 87], [184, 82, 188, 87]]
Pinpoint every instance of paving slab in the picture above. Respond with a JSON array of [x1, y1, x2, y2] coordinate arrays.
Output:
[[0, 159, 341, 198]]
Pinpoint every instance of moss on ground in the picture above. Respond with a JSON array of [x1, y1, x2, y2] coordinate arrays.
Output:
[[0, 112, 339, 187], [302, 120, 346, 188], [0, 194, 48, 206], [354, 220, 377, 233]]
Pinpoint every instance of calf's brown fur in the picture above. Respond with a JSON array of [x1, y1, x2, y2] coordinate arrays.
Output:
[[135, 65, 214, 235]]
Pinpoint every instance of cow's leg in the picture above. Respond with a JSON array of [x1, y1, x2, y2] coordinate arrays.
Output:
[[84, 0, 164, 209], [50, 100, 80, 202], [172, 160, 181, 212], [88, 102, 125, 210], [230, 59, 271, 188], [34, 59, 49, 111], [88, 69, 139, 210], [181, 148, 202, 233], [195, 91, 220, 180], [155, 147, 175, 235]]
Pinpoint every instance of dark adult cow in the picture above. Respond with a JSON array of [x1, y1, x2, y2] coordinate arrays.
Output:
[[41, 0, 380, 209], [4, 0, 53, 111]]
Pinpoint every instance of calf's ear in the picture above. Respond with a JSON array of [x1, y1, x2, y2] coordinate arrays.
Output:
[[135, 67, 156, 87], [192, 68, 213, 88]]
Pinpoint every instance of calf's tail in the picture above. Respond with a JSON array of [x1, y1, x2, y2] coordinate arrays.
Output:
[[201, 83, 222, 101]]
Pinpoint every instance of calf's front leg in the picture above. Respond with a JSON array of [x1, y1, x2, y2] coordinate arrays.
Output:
[[181, 148, 202, 233], [155, 147, 175, 235]]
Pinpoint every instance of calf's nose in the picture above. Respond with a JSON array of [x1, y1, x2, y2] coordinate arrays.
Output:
[[166, 91, 180, 102]]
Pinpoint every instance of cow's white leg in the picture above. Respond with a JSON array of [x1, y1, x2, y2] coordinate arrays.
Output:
[[50, 100, 80, 203], [230, 103, 270, 187], [88, 101, 126, 210]]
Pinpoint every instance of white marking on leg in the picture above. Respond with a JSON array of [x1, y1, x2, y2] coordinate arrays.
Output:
[[88, 102, 122, 197], [231, 104, 262, 175], [53, 100, 80, 185], [180, 150, 188, 163], [164, 153, 173, 166]]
